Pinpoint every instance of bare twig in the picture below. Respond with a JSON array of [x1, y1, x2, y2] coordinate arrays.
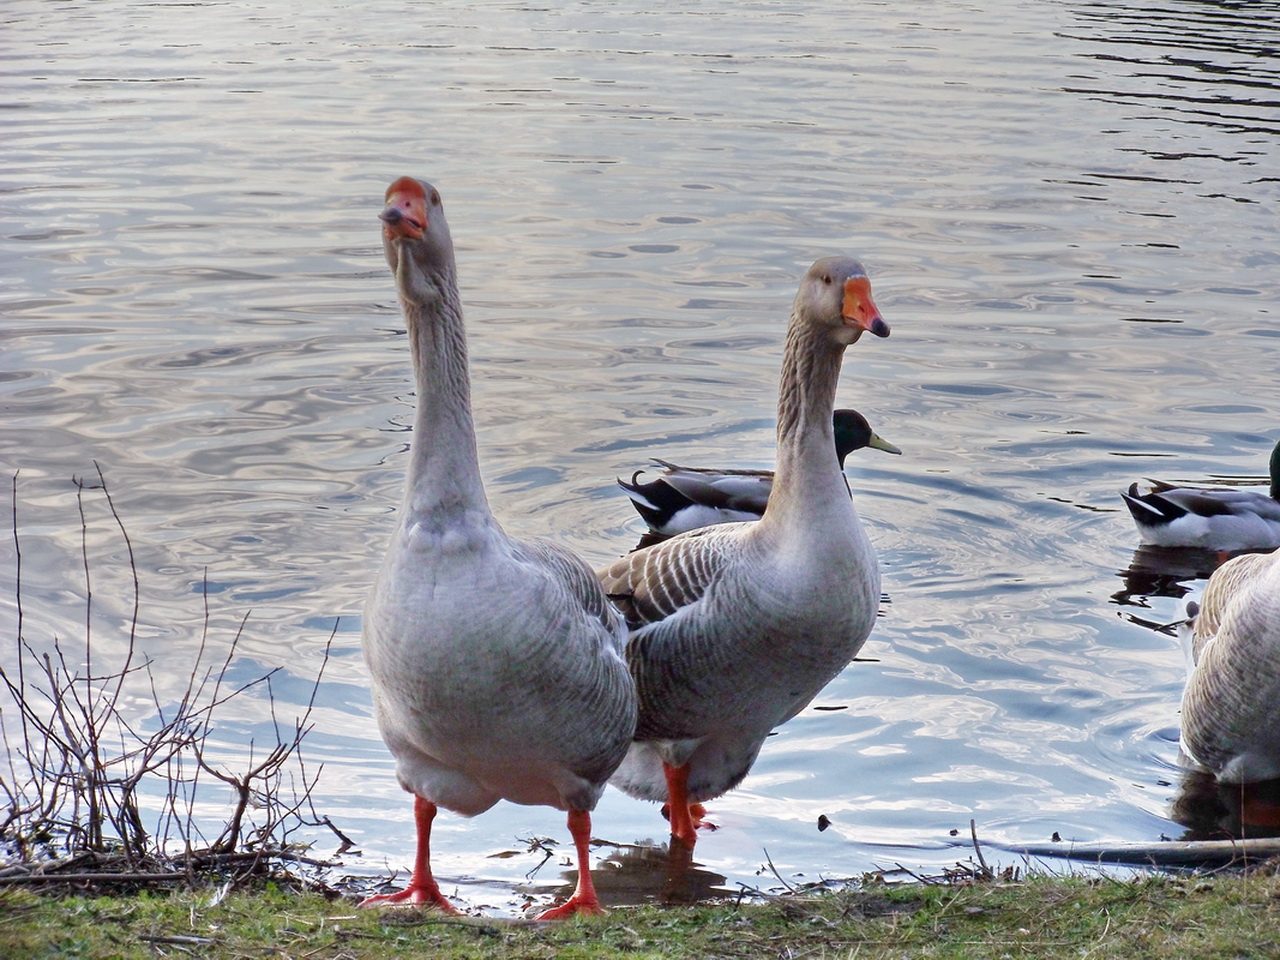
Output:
[[970, 819, 992, 879], [762, 848, 796, 893], [0, 471, 341, 891], [93, 463, 140, 712], [321, 815, 358, 856], [9, 473, 31, 760]]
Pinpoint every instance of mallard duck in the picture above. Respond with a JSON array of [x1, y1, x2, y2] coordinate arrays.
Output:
[[1121, 441, 1280, 551], [1179, 549, 1280, 788], [597, 256, 890, 848], [618, 409, 901, 536], [361, 177, 637, 918]]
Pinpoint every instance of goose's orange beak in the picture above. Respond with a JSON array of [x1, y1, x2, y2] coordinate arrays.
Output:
[[381, 176, 427, 241], [843, 276, 890, 338]]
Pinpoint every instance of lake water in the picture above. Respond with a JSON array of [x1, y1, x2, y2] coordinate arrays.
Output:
[[3, 0, 1279, 914]]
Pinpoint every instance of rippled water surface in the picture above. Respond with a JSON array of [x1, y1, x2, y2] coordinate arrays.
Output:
[[4, 0, 1280, 912]]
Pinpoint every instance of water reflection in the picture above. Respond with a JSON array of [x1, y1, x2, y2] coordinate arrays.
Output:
[[1112, 544, 1228, 607], [599, 842, 731, 907], [527, 840, 730, 908], [1171, 769, 1280, 841]]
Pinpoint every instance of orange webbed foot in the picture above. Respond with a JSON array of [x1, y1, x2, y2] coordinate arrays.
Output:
[[534, 808, 606, 920], [362, 797, 462, 913], [688, 802, 717, 830], [359, 884, 461, 913], [534, 894, 606, 921]]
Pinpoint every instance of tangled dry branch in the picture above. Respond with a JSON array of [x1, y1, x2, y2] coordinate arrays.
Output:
[[0, 467, 344, 893]]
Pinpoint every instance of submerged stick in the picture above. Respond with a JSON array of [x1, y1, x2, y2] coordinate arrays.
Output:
[[997, 837, 1280, 867]]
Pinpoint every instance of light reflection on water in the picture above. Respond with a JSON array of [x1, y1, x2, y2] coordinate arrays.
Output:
[[2, 0, 1279, 912]]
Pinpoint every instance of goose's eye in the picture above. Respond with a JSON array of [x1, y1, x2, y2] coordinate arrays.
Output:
[[430, 190, 441, 206], [822, 275, 832, 285]]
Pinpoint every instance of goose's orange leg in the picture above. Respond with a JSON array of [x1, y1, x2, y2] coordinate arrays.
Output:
[[535, 809, 606, 919], [360, 796, 460, 913], [663, 761, 708, 848]]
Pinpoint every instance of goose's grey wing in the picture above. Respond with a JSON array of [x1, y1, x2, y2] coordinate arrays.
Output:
[[597, 524, 748, 631]]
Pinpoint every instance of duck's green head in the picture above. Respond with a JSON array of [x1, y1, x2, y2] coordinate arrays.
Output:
[[832, 409, 902, 467]]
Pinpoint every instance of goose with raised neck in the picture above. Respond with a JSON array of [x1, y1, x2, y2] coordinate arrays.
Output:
[[598, 256, 890, 847], [361, 176, 636, 918]]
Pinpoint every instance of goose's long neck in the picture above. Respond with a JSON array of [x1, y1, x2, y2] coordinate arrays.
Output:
[[763, 317, 850, 529], [399, 269, 491, 524]]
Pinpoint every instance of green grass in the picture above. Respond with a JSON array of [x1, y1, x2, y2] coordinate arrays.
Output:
[[5, 872, 1280, 959]]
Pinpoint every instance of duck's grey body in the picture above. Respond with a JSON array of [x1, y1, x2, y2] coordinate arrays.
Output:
[[618, 409, 900, 537], [1121, 442, 1280, 551]]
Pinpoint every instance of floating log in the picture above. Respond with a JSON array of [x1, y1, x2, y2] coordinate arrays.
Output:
[[997, 837, 1280, 868]]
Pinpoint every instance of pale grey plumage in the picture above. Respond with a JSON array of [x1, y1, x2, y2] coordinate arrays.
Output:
[[1179, 550, 1280, 783], [362, 176, 635, 915], [599, 256, 889, 816]]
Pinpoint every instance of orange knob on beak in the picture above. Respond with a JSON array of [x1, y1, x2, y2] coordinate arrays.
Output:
[[842, 276, 890, 338]]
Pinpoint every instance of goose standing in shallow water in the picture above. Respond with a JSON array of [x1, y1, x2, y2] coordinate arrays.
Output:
[[618, 409, 900, 536], [598, 257, 891, 848], [1179, 549, 1280, 792], [361, 177, 636, 918], [1120, 441, 1280, 551]]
